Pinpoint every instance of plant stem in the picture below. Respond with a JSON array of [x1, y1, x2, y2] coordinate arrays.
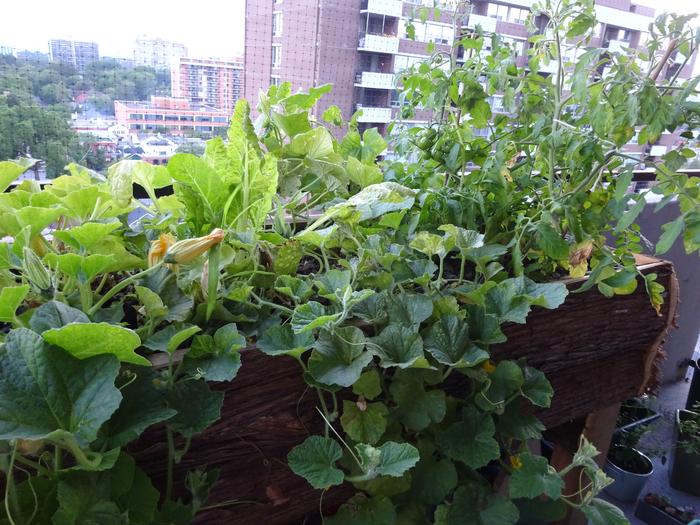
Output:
[[87, 261, 164, 316]]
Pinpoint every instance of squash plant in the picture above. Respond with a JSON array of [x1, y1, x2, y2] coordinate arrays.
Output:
[[0, 2, 698, 525]]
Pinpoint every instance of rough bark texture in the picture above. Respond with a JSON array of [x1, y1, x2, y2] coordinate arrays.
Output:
[[130, 260, 675, 525]]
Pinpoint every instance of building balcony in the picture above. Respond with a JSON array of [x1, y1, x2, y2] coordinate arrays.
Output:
[[358, 33, 400, 54], [355, 71, 395, 89], [360, 0, 402, 18], [464, 14, 498, 33], [606, 39, 630, 53], [355, 105, 392, 123]]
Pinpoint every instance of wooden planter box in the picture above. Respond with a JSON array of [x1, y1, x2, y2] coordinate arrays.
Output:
[[130, 258, 677, 524]]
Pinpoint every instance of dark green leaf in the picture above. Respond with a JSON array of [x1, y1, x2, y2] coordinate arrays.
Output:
[[437, 407, 499, 469], [308, 327, 372, 387], [288, 436, 344, 489], [0, 328, 121, 446], [166, 380, 224, 438]]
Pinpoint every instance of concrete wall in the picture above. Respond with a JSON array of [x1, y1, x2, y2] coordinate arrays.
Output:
[[637, 202, 700, 382]]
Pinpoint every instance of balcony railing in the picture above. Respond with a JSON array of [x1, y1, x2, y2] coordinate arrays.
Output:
[[360, 0, 402, 18], [354, 71, 395, 89], [358, 33, 400, 54], [464, 14, 498, 33], [355, 105, 392, 123]]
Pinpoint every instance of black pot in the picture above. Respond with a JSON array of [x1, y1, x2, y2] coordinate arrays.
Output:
[[669, 409, 700, 496]]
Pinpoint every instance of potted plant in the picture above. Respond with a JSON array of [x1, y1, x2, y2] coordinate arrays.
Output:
[[604, 426, 655, 503], [0, 1, 698, 524], [617, 397, 662, 432], [635, 492, 698, 525], [669, 402, 700, 495]]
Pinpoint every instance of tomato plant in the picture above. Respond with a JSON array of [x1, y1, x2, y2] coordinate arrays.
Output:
[[0, 1, 699, 523]]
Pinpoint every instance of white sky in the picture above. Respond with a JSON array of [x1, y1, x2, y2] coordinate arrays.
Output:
[[0, 0, 697, 60], [1, 0, 246, 59]]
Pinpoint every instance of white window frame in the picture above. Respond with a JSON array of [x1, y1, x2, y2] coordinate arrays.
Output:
[[271, 44, 282, 69], [272, 12, 283, 37]]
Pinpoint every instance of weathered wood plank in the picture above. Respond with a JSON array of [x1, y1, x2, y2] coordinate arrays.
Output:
[[130, 261, 676, 524]]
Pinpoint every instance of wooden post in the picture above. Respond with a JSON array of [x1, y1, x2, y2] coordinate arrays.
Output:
[[552, 403, 621, 525]]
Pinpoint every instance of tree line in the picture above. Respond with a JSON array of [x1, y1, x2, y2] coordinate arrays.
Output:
[[0, 55, 170, 176]]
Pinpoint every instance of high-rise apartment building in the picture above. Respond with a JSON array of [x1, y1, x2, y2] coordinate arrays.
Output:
[[48, 39, 99, 72], [171, 57, 244, 115], [245, 0, 697, 154], [134, 37, 188, 70], [0, 44, 15, 57]]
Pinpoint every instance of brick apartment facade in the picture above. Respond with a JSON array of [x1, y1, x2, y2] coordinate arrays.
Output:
[[171, 57, 244, 116], [114, 96, 229, 136], [244, 0, 697, 157]]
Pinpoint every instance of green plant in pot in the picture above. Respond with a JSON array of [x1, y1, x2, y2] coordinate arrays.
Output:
[[0, 0, 698, 524], [670, 402, 700, 495], [604, 426, 655, 503]]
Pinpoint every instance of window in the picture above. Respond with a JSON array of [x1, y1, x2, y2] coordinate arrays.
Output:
[[507, 7, 528, 24], [272, 12, 283, 37], [271, 44, 282, 69], [487, 4, 528, 24], [270, 76, 281, 86]]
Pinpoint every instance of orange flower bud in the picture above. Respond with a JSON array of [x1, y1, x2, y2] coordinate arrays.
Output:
[[164, 228, 225, 264], [148, 233, 176, 267], [481, 359, 496, 374]]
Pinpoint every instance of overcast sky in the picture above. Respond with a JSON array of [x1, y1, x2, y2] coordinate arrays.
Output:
[[1, 0, 698, 60], [1, 0, 246, 59]]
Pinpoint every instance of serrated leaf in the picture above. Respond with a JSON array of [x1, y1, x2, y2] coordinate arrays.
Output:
[[308, 326, 372, 387], [341, 400, 389, 444], [325, 494, 396, 525], [387, 292, 433, 326], [166, 379, 224, 438], [437, 407, 499, 469], [353, 369, 382, 400], [143, 324, 201, 354], [43, 323, 149, 366], [477, 361, 523, 410], [410, 455, 458, 505], [288, 436, 344, 489], [183, 324, 245, 382], [29, 300, 90, 333], [103, 368, 176, 448], [390, 371, 446, 431], [521, 366, 553, 408], [0, 328, 121, 446], [356, 441, 420, 478], [425, 315, 488, 367], [257, 323, 314, 357], [371, 324, 424, 368], [436, 486, 519, 525], [580, 498, 629, 525], [291, 301, 340, 333], [509, 453, 564, 499], [536, 223, 569, 260]]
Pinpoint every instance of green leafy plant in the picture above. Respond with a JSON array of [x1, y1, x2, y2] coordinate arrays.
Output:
[[0, 1, 698, 523]]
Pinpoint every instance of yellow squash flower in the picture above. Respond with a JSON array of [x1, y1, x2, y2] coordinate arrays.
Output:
[[481, 360, 496, 374], [148, 233, 176, 267], [165, 228, 226, 264], [509, 455, 523, 470]]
